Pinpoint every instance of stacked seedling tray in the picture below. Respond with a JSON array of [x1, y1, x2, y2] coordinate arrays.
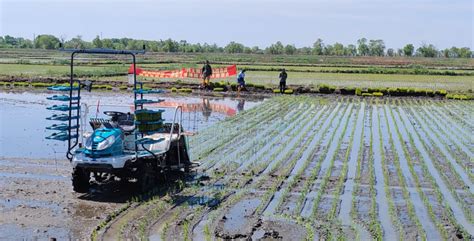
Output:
[[45, 85, 81, 145]]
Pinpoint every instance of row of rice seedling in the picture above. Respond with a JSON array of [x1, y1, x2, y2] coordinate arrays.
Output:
[[263, 105, 332, 216], [370, 104, 398, 240], [406, 101, 473, 183], [210, 102, 319, 172], [401, 104, 474, 224], [394, 103, 473, 239], [418, 100, 472, 144], [188, 103, 309, 239], [395, 103, 474, 237], [388, 103, 446, 240], [272, 100, 349, 212], [351, 103, 376, 236], [292, 101, 350, 217], [269, 103, 335, 215], [307, 102, 354, 238], [324, 102, 362, 240], [376, 104, 405, 239], [256, 101, 334, 215], [145, 101, 302, 239], [413, 100, 473, 162], [189, 98, 277, 148], [383, 104, 427, 240], [192, 99, 293, 164], [337, 101, 373, 239], [190, 98, 326, 239], [431, 100, 474, 129], [408, 100, 472, 185]]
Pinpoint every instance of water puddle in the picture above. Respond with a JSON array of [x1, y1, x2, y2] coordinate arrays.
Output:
[[222, 198, 260, 235]]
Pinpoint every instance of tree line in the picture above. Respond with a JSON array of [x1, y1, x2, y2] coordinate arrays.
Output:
[[0, 34, 472, 58]]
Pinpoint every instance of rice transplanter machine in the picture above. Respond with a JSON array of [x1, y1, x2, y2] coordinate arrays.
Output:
[[45, 48, 195, 193]]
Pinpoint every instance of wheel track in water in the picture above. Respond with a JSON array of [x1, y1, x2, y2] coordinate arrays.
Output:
[[395, 105, 474, 236]]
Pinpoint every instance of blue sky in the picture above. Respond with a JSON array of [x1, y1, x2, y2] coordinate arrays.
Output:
[[1, 0, 472, 49]]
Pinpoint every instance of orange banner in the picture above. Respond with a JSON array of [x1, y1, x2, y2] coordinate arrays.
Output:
[[128, 64, 237, 79]]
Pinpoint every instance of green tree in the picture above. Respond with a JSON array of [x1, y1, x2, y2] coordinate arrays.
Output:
[[323, 44, 334, 55], [357, 38, 369, 56], [403, 44, 414, 56], [284, 44, 297, 55], [344, 44, 357, 56], [224, 41, 244, 53], [451, 47, 471, 58], [251, 46, 262, 54], [162, 38, 178, 52], [312, 38, 324, 55], [333, 42, 344, 56], [416, 43, 438, 57], [34, 34, 60, 49], [368, 39, 385, 56], [102, 39, 113, 49], [298, 47, 312, 54], [92, 35, 103, 48]]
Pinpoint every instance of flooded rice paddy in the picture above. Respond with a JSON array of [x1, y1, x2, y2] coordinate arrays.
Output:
[[1, 91, 473, 240]]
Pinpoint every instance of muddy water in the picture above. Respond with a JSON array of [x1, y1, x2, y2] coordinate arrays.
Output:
[[0, 90, 264, 240]]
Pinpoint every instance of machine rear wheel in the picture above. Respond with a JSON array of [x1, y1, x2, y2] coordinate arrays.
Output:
[[72, 168, 90, 193], [137, 162, 156, 193]]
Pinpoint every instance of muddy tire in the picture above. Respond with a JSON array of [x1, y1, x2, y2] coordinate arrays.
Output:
[[137, 163, 156, 193], [72, 168, 90, 193]]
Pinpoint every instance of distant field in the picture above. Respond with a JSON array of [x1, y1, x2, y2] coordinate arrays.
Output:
[[0, 48, 473, 92]]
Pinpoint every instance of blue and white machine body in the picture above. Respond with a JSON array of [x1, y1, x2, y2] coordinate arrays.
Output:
[[84, 128, 123, 157]]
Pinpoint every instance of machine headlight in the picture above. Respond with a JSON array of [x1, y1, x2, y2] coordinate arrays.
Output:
[[97, 135, 116, 150]]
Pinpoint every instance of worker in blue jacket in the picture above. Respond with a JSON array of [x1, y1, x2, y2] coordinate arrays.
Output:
[[237, 69, 246, 94]]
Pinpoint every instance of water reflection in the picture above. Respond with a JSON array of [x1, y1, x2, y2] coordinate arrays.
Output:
[[0, 91, 264, 159]]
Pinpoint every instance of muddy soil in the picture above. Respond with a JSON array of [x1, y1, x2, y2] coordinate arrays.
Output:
[[0, 157, 129, 240]]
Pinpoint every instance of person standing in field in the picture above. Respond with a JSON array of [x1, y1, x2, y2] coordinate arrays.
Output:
[[201, 60, 213, 90], [237, 69, 246, 94], [279, 69, 287, 94]]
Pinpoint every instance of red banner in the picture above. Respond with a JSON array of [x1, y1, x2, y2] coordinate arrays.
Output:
[[128, 64, 237, 79]]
